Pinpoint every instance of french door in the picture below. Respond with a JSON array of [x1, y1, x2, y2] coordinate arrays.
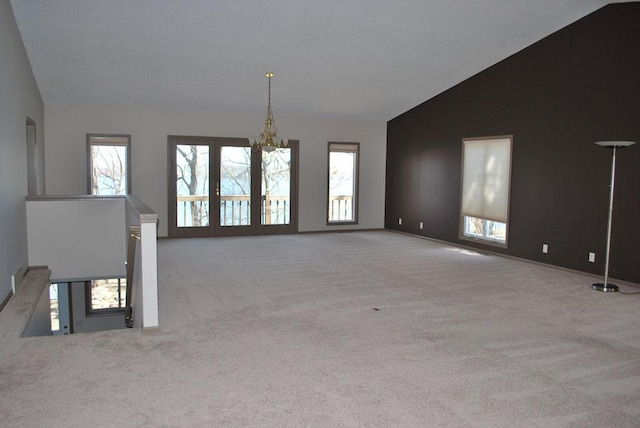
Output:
[[168, 136, 298, 237]]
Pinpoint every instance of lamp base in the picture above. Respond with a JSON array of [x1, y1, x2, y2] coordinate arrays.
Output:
[[592, 283, 619, 292]]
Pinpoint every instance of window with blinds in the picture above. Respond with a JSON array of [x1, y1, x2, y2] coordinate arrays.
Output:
[[460, 136, 512, 246]]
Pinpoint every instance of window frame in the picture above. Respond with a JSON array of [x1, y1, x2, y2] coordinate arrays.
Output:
[[87, 134, 132, 195], [327, 142, 360, 225], [167, 136, 299, 238], [85, 278, 127, 316], [459, 135, 512, 248]]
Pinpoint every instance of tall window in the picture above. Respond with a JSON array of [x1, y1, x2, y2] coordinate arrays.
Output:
[[87, 134, 131, 195], [460, 136, 512, 246], [328, 142, 359, 224]]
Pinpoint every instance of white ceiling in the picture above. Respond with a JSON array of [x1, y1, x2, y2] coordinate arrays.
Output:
[[10, 0, 620, 122]]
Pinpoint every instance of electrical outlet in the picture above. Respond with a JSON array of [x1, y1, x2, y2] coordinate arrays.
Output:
[[398, 218, 402, 225], [419, 222, 424, 230], [589, 252, 596, 263], [542, 243, 548, 254], [11, 266, 25, 293]]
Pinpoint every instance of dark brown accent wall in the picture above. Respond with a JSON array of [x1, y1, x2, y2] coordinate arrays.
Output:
[[386, 3, 640, 284]]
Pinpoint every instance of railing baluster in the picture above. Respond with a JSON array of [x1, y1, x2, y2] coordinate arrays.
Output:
[[232, 200, 236, 226], [327, 196, 353, 222], [224, 200, 228, 226], [179, 194, 291, 226]]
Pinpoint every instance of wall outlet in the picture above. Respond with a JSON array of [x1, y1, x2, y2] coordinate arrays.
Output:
[[398, 218, 402, 225], [542, 243, 548, 254], [589, 252, 596, 263], [419, 222, 424, 230]]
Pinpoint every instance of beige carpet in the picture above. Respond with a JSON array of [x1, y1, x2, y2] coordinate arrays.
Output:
[[1, 231, 639, 427]]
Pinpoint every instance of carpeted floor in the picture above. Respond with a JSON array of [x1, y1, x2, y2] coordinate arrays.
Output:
[[1, 231, 639, 427]]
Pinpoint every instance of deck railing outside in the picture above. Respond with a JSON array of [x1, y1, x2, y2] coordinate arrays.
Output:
[[177, 195, 290, 226], [262, 195, 289, 225], [177, 194, 353, 225], [328, 195, 353, 222]]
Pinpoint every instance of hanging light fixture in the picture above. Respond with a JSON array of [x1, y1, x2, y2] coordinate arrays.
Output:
[[251, 72, 287, 152]]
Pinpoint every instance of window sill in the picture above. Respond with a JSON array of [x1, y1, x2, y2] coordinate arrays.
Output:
[[327, 221, 358, 226], [459, 234, 508, 249], [86, 309, 125, 317]]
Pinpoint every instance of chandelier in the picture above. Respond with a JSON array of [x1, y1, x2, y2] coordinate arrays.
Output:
[[251, 72, 287, 152]]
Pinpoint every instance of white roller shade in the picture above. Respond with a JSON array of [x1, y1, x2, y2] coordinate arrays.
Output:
[[329, 142, 359, 153], [461, 137, 512, 223]]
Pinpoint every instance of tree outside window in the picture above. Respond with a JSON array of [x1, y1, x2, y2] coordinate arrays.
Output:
[[87, 134, 131, 195], [328, 142, 359, 224]]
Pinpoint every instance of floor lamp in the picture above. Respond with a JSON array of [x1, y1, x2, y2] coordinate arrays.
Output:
[[592, 140, 636, 292]]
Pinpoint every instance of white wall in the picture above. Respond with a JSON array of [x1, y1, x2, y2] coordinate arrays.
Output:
[[44, 105, 386, 236], [0, 0, 45, 302], [21, 281, 52, 337]]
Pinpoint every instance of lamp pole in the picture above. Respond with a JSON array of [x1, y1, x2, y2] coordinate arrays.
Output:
[[592, 141, 636, 292]]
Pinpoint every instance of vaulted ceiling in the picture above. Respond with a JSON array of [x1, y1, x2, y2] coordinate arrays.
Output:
[[10, 1, 622, 122]]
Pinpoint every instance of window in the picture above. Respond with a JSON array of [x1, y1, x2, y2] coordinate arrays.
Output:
[[328, 142, 359, 224], [460, 136, 512, 246], [85, 278, 127, 315], [87, 134, 131, 195]]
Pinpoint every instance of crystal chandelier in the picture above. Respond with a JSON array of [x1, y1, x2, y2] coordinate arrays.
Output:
[[251, 72, 287, 152]]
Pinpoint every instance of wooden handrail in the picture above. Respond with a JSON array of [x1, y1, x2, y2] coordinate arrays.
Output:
[[124, 225, 140, 328]]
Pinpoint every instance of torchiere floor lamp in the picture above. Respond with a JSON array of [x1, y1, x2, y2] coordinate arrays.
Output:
[[592, 140, 636, 292]]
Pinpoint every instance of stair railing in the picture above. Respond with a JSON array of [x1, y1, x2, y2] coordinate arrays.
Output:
[[125, 225, 140, 328]]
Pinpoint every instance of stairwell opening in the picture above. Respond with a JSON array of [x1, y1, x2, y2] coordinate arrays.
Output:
[[49, 279, 130, 335]]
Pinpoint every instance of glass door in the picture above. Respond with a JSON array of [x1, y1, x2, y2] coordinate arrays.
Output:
[[261, 147, 293, 228], [169, 137, 214, 237], [215, 142, 253, 236], [169, 136, 297, 237]]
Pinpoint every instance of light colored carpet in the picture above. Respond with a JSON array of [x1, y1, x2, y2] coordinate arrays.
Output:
[[1, 231, 639, 427]]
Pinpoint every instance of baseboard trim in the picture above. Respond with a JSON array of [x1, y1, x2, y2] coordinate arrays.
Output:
[[298, 228, 385, 235], [0, 291, 13, 313]]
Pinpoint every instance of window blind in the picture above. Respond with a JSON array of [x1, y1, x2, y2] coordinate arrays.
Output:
[[461, 137, 512, 223]]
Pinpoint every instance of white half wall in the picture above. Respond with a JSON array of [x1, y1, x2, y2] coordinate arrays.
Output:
[[43, 105, 386, 236], [26, 197, 126, 281]]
